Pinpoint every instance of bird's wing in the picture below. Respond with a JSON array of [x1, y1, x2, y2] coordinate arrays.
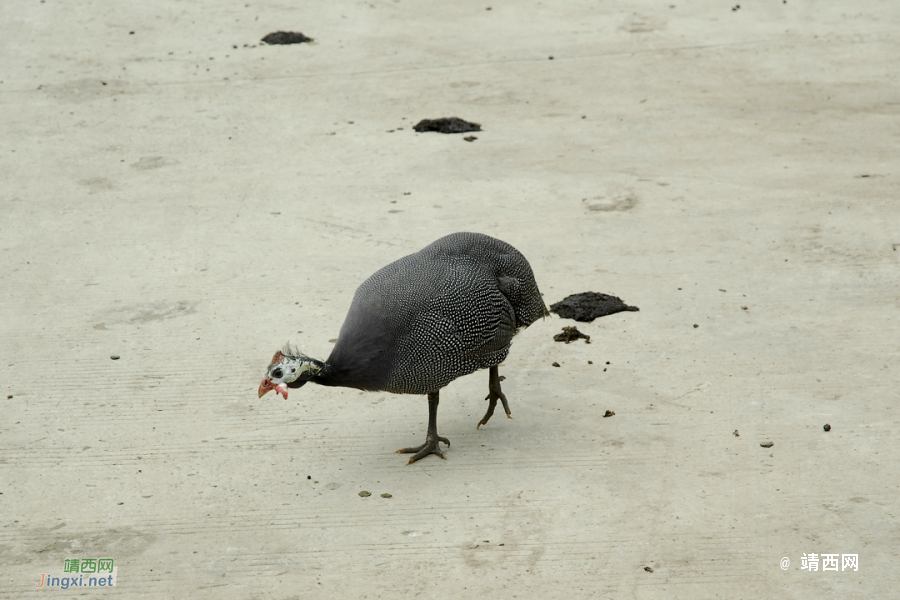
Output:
[[424, 273, 517, 365]]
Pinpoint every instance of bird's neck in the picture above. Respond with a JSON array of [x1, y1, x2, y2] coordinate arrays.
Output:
[[285, 356, 331, 388], [311, 360, 341, 386], [309, 360, 370, 390]]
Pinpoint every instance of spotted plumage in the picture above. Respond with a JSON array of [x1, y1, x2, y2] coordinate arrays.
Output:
[[258, 232, 547, 463]]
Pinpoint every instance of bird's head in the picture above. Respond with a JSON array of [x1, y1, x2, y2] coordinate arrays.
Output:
[[258, 344, 323, 400]]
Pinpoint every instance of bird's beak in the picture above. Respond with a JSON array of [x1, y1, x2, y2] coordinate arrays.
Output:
[[258, 378, 289, 399]]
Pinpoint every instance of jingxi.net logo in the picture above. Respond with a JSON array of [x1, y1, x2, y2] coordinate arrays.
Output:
[[35, 558, 117, 589]]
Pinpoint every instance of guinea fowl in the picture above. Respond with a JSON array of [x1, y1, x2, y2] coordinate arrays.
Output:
[[257, 232, 548, 464]]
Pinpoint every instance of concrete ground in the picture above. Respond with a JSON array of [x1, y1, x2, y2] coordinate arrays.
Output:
[[2, 0, 897, 598]]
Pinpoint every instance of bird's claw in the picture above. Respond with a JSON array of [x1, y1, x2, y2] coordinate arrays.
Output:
[[478, 387, 511, 428], [396, 436, 450, 464]]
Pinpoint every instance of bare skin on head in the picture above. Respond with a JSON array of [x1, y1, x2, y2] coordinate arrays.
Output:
[[257, 350, 289, 399], [258, 346, 323, 400]]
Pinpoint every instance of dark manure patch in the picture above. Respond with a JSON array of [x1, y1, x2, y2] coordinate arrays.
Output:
[[553, 326, 591, 344], [413, 117, 481, 134], [550, 292, 639, 322], [261, 31, 313, 45]]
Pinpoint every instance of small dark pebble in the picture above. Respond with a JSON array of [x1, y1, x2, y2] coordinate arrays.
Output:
[[262, 31, 313, 45], [307, 475, 312, 480], [553, 326, 591, 344], [463, 135, 477, 142], [413, 117, 481, 134], [548, 56, 554, 60], [760, 441, 774, 448], [733, 430, 740, 437], [552, 362, 560, 368], [824, 424, 831, 432], [381, 493, 392, 498], [588, 360, 593, 364], [110, 355, 120, 360], [358, 490, 371, 497], [550, 291, 639, 322], [603, 410, 615, 418], [693, 324, 699, 328], [7, 395, 12, 399], [644, 566, 654, 572]]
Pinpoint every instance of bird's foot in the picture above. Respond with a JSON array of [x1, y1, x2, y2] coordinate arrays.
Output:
[[396, 435, 450, 464], [477, 387, 512, 429]]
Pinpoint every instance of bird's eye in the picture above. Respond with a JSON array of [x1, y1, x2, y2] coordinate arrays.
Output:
[[272, 368, 283, 379]]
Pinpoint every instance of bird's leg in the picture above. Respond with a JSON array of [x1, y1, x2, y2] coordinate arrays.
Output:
[[478, 365, 512, 429], [396, 391, 450, 464]]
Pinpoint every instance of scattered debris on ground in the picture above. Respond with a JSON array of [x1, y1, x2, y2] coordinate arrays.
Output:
[[733, 430, 740, 437], [261, 31, 313, 45], [381, 493, 392, 498], [550, 292, 639, 322], [553, 325, 591, 344], [552, 362, 561, 367], [603, 410, 615, 418], [463, 135, 477, 142], [358, 490, 371, 497], [644, 566, 654, 572], [413, 117, 481, 134], [760, 441, 774, 448]]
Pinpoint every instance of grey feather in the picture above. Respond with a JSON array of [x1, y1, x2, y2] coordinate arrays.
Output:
[[323, 232, 547, 394]]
